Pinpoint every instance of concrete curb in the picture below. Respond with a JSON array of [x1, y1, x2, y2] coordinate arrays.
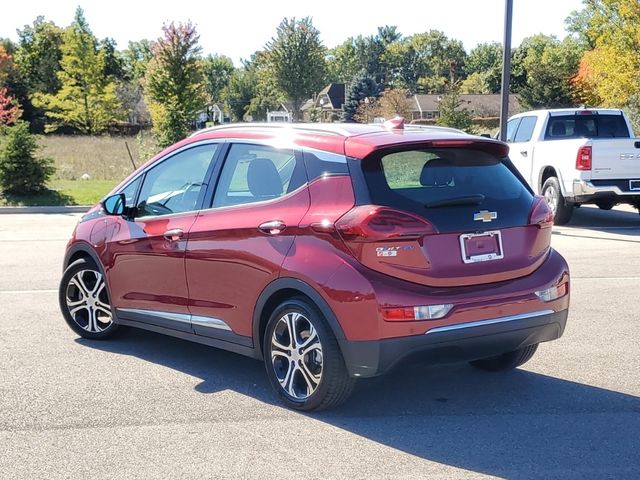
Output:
[[0, 205, 91, 214]]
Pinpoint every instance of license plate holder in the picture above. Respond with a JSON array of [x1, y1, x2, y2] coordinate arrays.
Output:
[[460, 230, 504, 264], [630, 179, 640, 191]]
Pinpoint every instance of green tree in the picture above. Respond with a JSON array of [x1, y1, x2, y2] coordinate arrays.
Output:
[[33, 8, 120, 134], [342, 70, 380, 122], [123, 39, 154, 82], [466, 42, 503, 93], [265, 17, 326, 121], [516, 35, 584, 109], [384, 30, 466, 93], [437, 85, 472, 132], [225, 67, 256, 121], [202, 54, 235, 106], [0, 121, 54, 193], [15, 17, 64, 95], [145, 21, 205, 147]]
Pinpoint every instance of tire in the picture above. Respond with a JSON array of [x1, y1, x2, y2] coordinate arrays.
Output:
[[263, 297, 355, 411], [542, 177, 573, 225], [59, 257, 119, 340], [469, 344, 539, 372], [595, 199, 615, 210]]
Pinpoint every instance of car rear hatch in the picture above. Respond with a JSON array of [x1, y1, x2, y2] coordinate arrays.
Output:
[[338, 140, 553, 287]]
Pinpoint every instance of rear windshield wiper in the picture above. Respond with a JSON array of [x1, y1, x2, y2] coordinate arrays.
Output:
[[424, 194, 485, 208]]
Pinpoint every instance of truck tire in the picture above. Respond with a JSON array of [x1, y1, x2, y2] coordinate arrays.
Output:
[[542, 177, 573, 225]]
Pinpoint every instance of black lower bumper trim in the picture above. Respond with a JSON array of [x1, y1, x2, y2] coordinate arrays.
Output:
[[340, 309, 568, 377]]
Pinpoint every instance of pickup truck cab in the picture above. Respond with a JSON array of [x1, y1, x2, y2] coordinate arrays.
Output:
[[506, 108, 640, 224]]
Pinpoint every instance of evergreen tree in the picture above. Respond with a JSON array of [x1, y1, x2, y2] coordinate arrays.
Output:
[[32, 7, 120, 133], [437, 85, 472, 132], [342, 70, 380, 122], [0, 121, 54, 193]]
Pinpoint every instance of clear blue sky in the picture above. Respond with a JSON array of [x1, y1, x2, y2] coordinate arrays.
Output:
[[2, 0, 585, 65]]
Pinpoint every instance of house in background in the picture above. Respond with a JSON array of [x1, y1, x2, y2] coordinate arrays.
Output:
[[301, 83, 346, 122], [409, 94, 522, 122]]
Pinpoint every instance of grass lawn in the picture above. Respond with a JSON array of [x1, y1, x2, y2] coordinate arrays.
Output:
[[0, 179, 116, 206]]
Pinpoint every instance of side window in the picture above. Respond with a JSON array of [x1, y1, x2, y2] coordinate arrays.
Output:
[[505, 118, 521, 143], [213, 144, 305, 207], [135, 144, 217, 218], [513, 116, 537, 142], [120, 177, 141, 206]]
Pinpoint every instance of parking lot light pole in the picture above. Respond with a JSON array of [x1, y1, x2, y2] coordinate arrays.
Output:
[[499, 0, 513, 141]]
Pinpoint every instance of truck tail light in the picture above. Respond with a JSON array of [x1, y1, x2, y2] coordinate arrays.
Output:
[[576, 146, 592, 170]]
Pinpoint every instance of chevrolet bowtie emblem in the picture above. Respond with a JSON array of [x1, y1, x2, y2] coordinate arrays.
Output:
[[474, 210, 497, 222]]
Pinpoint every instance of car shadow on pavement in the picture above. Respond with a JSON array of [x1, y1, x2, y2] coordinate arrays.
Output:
[[562, 205, 640, 235], [78, 328, 640, 478]]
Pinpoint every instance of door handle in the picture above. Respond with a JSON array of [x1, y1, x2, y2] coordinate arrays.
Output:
[[163, 228, 184, 242], [259, 220, 286, 235], [520, 150, 528, 157]]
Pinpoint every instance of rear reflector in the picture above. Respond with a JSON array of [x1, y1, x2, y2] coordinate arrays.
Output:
[[382, 304, 453, 322], [576, 146, 592, 170], [535, 283, 568, 302]]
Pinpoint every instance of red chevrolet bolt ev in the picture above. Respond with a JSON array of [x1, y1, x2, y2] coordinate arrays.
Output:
[[59, 120, 570, 410]]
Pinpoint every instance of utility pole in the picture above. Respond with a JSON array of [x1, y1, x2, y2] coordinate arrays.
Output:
[[499, 0, 513, 141]]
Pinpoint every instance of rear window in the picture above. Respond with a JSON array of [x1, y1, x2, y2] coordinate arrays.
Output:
[[361, 148, 534, 232], [545, 114, 630, 139]]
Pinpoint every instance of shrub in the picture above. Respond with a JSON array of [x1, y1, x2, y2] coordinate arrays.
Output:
[[0, 121, 55, 193]]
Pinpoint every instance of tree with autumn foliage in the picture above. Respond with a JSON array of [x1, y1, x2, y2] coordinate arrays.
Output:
[[568, 0, 640, 110], [0, 88, 21, 126], [144, 21, 205, 147]]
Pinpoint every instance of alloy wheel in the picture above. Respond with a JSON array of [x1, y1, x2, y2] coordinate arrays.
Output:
[[544, 185, 558, 216], [65, 269, 112, 333], [270, 311, 323, 400]]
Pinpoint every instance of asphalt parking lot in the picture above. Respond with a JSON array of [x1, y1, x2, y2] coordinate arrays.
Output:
[[1, 206, 639, 479]]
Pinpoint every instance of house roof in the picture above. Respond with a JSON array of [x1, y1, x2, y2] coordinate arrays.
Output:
[[318, 83, 345, 109], [413, 94, 521, 117]]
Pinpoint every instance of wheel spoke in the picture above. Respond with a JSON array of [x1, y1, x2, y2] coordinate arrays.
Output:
[[301, 342, 321, 358], [74, 273, 92, 298], [298, 361, 319, 396], [298, 326, 318, 352], [95, 306, 112, 320], [286, 312, 299, 348], [271, 350, 289, 362], [92, 276, 105, 297], [69, 304, 88, 318], [271, 336, 290, 352], [279, 360, 295, 394]]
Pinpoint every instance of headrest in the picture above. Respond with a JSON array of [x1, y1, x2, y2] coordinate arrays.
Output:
[[247, 157, 282, 199], [420, 158, 454, 187]]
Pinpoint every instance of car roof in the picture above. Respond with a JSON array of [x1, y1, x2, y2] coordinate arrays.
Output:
[[189, 122, 505, 158]]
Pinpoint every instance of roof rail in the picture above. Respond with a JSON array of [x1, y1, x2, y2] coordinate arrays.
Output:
[[189, 122, 353, 138]]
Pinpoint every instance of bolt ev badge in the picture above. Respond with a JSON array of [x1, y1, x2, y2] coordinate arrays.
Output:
[[474, 210, 497, 223]]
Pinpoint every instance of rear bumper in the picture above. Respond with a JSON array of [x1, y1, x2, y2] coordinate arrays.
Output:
[[571, 179, 640, 204], [340, 309, 568, 377]]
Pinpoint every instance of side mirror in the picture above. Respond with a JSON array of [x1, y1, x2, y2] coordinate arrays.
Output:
[[102, 193, 126, 216]]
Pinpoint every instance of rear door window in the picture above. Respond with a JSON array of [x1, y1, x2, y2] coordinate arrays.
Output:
[[361, 148, 534, 232], [513, 116, 537, 142]]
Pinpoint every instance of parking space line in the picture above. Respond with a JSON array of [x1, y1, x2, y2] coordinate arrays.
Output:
[[0, 289, 58, 294]]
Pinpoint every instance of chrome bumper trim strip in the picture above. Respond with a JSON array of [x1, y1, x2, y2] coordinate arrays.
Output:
[[425, 309, 555, 336]]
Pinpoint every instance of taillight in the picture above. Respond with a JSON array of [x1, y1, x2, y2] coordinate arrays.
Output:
[[529, 195, 553, 228], [576, 146, 592, 170], [335, 205, 437, 241]]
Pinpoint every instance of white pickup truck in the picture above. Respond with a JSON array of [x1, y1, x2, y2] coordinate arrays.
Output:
[[505, 108, 640, 224]]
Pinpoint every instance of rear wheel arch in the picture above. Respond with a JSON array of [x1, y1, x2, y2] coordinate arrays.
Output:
[[538, 166, 558, 194], [252, 278, 346, 360]]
